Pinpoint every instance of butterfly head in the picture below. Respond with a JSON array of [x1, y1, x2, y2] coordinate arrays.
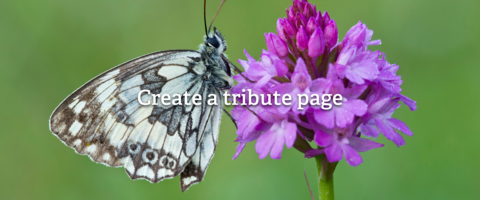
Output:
[[200, 27, 232, 90], [204, 27, 227, 54]]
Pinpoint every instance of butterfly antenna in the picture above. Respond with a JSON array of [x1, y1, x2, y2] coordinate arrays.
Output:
[[207, 0, 226, 35], [204, 0, 209, 38]]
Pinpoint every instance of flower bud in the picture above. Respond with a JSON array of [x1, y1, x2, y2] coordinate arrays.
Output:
[[286, 6, 295, 22], [306, 17, 318, 36], [303, 3, 314, 19], [315, 10, 324, 29], [283, 19, 297, 39], [296, 25, 308, 51], [277, 18, 287, 42], [324, 20, 338, 47], [295, 12, 307, 29], [292, 0, 300, 11], [294, 0, 306, 12], [323, 11, 331, 25], [343, 21, 366, 48], [265, 33, 277, 56], [271, 33, 289, 57], [308, 28, 325, 57]]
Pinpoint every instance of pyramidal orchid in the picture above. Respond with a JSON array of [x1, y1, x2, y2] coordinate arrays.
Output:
[[230, 0, 416, 199]]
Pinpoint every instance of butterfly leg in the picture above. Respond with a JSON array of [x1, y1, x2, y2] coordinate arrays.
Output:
[[223, 108, 237, 129]]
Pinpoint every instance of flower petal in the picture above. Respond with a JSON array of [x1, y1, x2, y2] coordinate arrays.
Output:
[[345, 59, 379, 84], [255, 131, 275, 159], [325, 142, 343, 162], [314, 109, 335, 128], [282, 120, 297, 148], [272, 82, 295, 94], [314, 130, 333, 147], [344, 85, 368, 100], [291, 59, 312, 90], [342, 99, 368, 116], [271, 83, 296, 113], [247, 63, 269, 79], [233, 142, 247, 160], [342, 145, 363, 166], [326, 63, 338, 81], [329, 79, 345, 95], [274, 59, 289, 77], [310, 78, 329, 93], [375, 118, 405, 147], [359, 123, 380, 138], [238, 59, 251, 72], [233, 107, 261, 139], [348, 136, 384, 152], [334, 107, 355, 128], [336, 47, 356, 71], [398, 93, 417, 111], [254, 74, 273, 88], [269, 132, 285, 159], [244, 49, 256, 62], [368, 95, 393, 114], [387, 118, 413, 136]]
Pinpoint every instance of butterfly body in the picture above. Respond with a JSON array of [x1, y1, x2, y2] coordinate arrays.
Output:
[[49, 28, 233, 192]]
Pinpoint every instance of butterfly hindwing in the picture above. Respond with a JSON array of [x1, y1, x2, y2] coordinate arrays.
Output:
[[49, 50, 221, 184], [180, 86, 222, 191]]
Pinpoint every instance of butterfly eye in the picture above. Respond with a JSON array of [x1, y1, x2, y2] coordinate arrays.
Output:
[[206, 37, 220, 48]]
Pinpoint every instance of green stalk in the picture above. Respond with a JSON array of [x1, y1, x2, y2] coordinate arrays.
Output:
[[315, 155, 338, 200]]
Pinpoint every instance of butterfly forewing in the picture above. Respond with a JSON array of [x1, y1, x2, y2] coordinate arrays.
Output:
[[49, 50, 223, 186]]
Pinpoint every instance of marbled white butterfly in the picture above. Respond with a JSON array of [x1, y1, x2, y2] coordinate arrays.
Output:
[[49, 0, 235, 192]]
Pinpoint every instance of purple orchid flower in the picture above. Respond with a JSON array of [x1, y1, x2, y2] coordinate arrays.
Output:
[[360, 92, 413, 146], [374, 54, 403, 94], [342, 21, 382, 50], [335, 47, 380, 85], [230, 0, 415, 170], [270, 58, 323, 115], [308, 125, 384, 166], [255, 108, 297, 159], [237, 50, 288, 88], [228, 1, 416, 199], [313, 70, 368, 128]]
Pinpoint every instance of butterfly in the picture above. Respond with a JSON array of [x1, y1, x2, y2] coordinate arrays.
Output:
[[49, 0, 236, 192]]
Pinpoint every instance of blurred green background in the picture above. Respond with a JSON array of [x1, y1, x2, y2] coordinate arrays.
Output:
[[1, 0, 479, 199]]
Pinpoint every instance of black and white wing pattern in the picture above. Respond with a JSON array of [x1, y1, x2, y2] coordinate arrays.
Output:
[[49, 50, 222, 192]]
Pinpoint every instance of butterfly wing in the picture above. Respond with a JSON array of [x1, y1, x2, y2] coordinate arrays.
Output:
[[49, 50, 223, 187], [180, 86, 223, 191]]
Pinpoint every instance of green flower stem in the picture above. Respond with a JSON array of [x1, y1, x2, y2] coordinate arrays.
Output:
[[315, 155, 338, 200]]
